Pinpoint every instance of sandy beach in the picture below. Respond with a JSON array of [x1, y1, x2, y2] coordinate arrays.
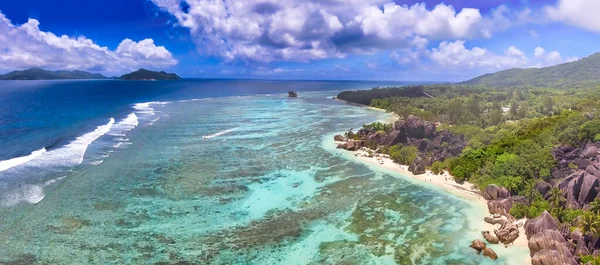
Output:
[[343, 146, 532, 265]]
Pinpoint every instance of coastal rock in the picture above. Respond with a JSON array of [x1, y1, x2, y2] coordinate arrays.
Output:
[[482, 247, 498, 260], [470, 239, 486, 254], [366, 132, 384, 144], [535, 181, 552, 198], [495, 221, 520, 245], [408, 155, 432, 175], [558, 171, 599, 208], [581, 144, 598, 158], [483, 184, 511, 200], [528, 229, 569, 256], [336, 140, 364, 151], [404, 115, 426, 139], [482, 231, 499, 244], [333, 135, 345, 142], [380, 129, 405, 146], [586, 164, 600, 178], [531, 249, 578, 265], [484, 217, 507, 226], [524, 211, 558, 240], [487, 196, 527, 217]]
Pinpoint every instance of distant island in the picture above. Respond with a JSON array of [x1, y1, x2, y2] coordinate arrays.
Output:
[[119, 69, 181, 80], [0, 68, 107, 80], [0, 68, 181, 81]]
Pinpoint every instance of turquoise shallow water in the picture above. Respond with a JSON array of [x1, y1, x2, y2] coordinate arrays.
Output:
[[0, 92, 524, 264]]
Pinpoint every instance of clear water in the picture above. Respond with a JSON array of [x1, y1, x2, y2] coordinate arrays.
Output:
[[0, 80, 526, 264]]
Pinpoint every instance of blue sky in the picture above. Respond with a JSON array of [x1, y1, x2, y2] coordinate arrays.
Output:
[[0, 0, 598, 81]]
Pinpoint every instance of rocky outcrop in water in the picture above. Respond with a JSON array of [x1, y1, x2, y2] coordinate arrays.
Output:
[[470, 239, 486, 254], [482, 247, 498, 260], [334, 135, 345, 142], [469, 239, 498, 260]]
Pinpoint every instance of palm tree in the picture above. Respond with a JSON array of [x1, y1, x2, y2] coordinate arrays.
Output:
[[523, 180, 537, 205], [548, 187, 566, 220], [589, 198, 600, 215], [581, 212, 600, 238]]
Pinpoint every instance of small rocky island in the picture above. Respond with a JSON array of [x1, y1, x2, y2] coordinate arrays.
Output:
[[288, 91, 298, 97], [119, 69, 181, 80]]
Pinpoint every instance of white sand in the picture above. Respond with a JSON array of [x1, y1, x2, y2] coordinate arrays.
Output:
[[344, 146, 532, 265]]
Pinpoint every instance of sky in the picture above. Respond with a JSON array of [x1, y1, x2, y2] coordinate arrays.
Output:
[[0, 0, 598, 81]]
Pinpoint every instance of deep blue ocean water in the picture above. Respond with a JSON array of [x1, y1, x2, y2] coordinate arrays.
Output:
[[0, 80, 528, 264]]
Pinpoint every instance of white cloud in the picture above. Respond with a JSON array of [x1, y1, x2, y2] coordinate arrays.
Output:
[[534, 46, 545, 57], [429, 41, 528, 70], [150, 0, 519, 62], [532, 46, 576, 67], [0, 12, 177, 73], [545, 0, 600, 32]]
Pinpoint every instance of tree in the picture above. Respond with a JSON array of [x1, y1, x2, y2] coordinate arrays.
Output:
[[543, 96, 554, 115], [523, 180, 537, 205], [510, 100, 519, 117], [590, 198, 600, 215], [517, 104, 528, 119], [490, 109, 503, 126], [548, 187, 566, 220], [467, 97, 481, 116], [389, 145, 418, 165], [581, 212, 600, 238]]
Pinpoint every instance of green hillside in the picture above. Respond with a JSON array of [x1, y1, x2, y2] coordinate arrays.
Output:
[[461, 53, 600, 88]]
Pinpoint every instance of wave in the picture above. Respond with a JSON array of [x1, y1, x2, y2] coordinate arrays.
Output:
[[0, 148, 47, 172], [203, 128, 238, 139], [178, 98, 211, 103], [0, 184, 45, 207], [108, 113, 138, 136]]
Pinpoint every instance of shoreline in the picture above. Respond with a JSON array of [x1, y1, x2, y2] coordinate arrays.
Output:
[[338, 144, 531, 264]]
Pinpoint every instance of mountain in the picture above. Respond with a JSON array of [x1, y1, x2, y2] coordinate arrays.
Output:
[[0, 68, 107, 80], [119, 69, 181, 80], [461, 52, 600, 88]]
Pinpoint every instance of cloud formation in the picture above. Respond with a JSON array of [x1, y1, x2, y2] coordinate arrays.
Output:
[[0, 12, 177, 73], [429, 41, 528, 70], [545, 0, 600, 32], [150, 0, 517, 62]]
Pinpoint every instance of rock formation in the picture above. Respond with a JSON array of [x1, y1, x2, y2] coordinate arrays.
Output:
[[333, 135, 345, 142], [483, 184, 511, 200], [496, 221, 520, 245], [470, 239, 486, 254], [524, 211, 558, 240], [469, 239, 498, 261], [482, 231, 499, 244], [482, 247, 498, 260], [525, 212, 578, 265], [337, 115, 466, 175], [487, 196, 527, 217]]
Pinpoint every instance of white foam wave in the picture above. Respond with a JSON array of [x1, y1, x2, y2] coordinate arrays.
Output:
[[0, 148, 47, 172], [0, 184, 45, 207], [178, 98, 211, 103], [202, 128, 238, 139], [12, 118, 115, 171], [108, 113, 138, 136]]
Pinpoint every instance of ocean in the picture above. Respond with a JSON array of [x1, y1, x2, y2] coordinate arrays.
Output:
[[0, 79, 526, 264]]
